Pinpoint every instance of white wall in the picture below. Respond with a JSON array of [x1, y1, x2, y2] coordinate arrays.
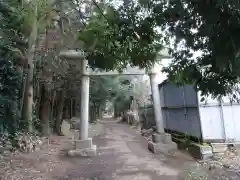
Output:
[[198, 93, 240, 142]]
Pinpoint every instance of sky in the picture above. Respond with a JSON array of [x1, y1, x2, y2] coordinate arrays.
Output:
[[141, 58, 171, 84], [153, 58, 171, 84], [152, 50, 203, 84]]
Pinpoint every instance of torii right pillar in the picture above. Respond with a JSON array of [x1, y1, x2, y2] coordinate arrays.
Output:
[[148, 72, 177, 154]]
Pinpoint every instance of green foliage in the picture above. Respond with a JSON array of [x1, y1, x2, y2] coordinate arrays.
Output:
[[0, 0, 26, 134], [79, 0, 163, 71], [80, 0, 240, 97], [151, 0, 240, 97], [114, 95, 131, 115], [90, 74, 135, 118], [90, 75, 132, 106]]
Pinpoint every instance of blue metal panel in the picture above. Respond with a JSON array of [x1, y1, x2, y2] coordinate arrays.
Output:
[[161, 83, 184, 107], [159, 81, 198, 107], [162, 108, 202, 138], [184, 85, 198, 107], [158, 81, 202, 138]]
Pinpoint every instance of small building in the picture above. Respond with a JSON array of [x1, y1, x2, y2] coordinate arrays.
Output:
[[159, 80, 240, 143]]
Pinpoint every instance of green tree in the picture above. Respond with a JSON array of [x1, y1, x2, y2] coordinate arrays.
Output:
[[89, 75, 133, 121], [0, 0, 166, 136], [0, 0, 27, 134], [151, 0, 240, 97], [79, 0, 163, 71]]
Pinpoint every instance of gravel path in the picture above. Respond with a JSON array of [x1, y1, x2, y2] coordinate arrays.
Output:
[[56, 120, 195, 180], [1, 119, 239, 180]]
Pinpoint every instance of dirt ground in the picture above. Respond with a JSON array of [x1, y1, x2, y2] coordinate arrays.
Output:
[[0, 120, 240, 180]]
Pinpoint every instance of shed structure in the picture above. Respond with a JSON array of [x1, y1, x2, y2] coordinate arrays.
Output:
[[159, 80, 240, 143]]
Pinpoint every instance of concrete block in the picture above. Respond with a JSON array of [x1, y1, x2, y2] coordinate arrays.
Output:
[[187, 143, 213, 160], [152, 133, 172, 144], [75, 138, 92, 149], [201, 153, 213, 160], [200, 145, 213, 160], [68, 145, 97, 157], [201, 145, 213, 155], [148, 141, 177, 154], [199, 144, 212, 154], [211, 144, 228, 153]]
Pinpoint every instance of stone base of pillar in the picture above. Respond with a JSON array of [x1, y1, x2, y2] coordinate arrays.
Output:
[[148, 133, 177, 154], [152, 133, 172, 143], [67, 138, 97, 157]]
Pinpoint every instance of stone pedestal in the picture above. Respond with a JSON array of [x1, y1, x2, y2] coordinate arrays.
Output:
[[68, 138, 97, 157], [152, 133, 172, 143], [148, 133, 177, 154]]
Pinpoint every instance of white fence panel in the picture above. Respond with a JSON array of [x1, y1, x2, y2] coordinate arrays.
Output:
[[222, 105, 240, 142], [199, 106, 225, 141], [222, 106, 235, 142], [198, 92, 240, 143]]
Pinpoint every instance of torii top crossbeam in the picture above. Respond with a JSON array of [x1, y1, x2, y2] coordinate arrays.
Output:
[[59, 50, 171, 76]]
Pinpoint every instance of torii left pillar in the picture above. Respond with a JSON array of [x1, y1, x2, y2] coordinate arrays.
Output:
[[148, 71, 177, 154], [70, 59, 96, 156], [59, 50, 96, 157], [79, 59, 90, 140]]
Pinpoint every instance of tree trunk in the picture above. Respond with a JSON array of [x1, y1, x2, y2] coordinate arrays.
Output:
[[55, 90, 65, 135], [22, 63, 34, 132], [62, 99, 69, 119], [72, 99, 76, 117], [50, 91, 56, 122], [70, 98, 73, 119], [98, 105, 103, 120], [114, 102, 118, 117], [13, 63, 24, 130], [39, 84, 51, 136], [53, 97, 57, 121], [90, 105, 97, 123], [21, 2, 38, 132]]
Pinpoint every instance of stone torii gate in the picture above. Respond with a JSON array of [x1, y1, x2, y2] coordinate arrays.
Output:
[[60, 50, 176, 156]]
